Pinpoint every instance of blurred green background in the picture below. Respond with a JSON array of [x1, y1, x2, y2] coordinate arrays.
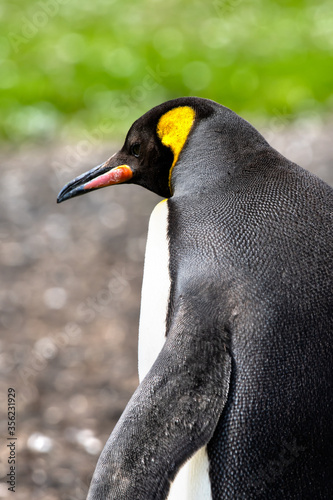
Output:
[[1, 2, 333, 498], [2, 0, 333, 145]]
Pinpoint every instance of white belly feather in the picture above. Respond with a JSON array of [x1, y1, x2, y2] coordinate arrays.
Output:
[[138, 199, 212, 500], [167, 447, 212, 500], [138, 199, 170, 381]]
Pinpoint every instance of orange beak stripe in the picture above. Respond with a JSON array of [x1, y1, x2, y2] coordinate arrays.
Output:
[[83, 165, 133, 190]]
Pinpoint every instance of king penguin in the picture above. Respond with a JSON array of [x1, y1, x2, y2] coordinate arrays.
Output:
[[57, 97, 333, 500]]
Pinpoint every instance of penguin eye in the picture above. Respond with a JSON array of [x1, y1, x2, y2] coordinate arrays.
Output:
[[131, 143, 141, 158]]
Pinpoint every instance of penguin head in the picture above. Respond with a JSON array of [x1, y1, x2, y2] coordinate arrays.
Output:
[[57, 97, 218, 202], [57, 96, 270, 203]]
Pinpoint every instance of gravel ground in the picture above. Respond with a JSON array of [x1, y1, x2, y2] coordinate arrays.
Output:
[[0, 117, 332, 500]]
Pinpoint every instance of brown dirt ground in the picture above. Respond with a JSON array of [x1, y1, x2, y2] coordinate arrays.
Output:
[[0, 118, 332, 499]]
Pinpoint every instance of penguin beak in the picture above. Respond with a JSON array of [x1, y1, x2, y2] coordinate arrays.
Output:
[[57, 156, 133, 203]]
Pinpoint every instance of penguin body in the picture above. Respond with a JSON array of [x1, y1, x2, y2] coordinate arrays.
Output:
[[139, 199, 213, 500], [57, 97, 333, 499]]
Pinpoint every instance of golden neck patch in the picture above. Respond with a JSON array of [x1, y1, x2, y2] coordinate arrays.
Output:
[[156, 106, 195, 189]]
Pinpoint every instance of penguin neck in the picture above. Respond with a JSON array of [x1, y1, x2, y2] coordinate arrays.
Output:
[[171, 145, 268, 198], [171, 117, 270, 197]]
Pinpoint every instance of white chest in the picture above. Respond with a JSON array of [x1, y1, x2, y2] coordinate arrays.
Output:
[[138, 199, 170, 382], [138, 200, 212, 500]]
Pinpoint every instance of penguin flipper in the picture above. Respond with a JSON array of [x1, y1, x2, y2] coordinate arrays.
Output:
[[87, 300, 231, 500]]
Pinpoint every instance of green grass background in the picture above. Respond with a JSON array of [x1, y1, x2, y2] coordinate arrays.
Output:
[[1, 0, 333, 144]]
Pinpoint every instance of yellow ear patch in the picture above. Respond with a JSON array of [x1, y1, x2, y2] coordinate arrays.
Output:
[[156, 106, 195, 189]]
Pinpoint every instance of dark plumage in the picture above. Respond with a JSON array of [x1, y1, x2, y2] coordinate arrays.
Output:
[[58, 97, 333, 499]]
